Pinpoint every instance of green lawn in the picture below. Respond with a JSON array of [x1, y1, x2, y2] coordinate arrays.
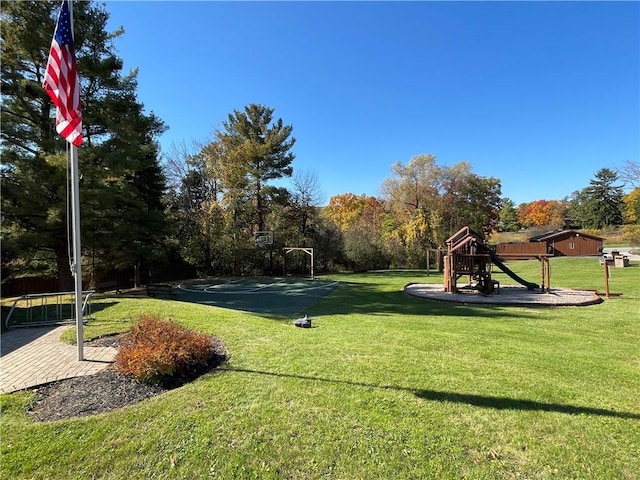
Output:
[[2, 258, 639, 479]]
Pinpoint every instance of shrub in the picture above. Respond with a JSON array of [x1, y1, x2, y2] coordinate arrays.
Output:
[[115, 315, 219, 384], [622, 224, 640, 247]]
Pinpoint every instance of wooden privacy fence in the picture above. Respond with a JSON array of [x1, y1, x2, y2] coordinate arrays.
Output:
[[1, 277, 60, 298], [495, 242, 547, 258]]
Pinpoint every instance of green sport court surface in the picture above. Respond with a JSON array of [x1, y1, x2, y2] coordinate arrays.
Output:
[[175, 278, 339, 316]]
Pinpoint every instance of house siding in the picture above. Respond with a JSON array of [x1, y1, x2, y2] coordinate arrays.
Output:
[[495, 242, 547, 258], [545, 233, 603, 256], [496, 230, 604, 258]]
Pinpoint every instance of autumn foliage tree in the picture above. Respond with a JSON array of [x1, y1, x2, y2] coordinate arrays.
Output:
[[324, 194, 383, 231], [323, 193, 387, 269], [517, 200, 567, 228], [623, 188, 640, 225], [622, 187, 640, 246], [380, 155, 501, 267]]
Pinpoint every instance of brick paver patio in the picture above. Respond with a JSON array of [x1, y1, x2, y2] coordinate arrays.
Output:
[[1, 325, 117, 394]]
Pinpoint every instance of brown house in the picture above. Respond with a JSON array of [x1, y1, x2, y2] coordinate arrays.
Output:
[[496, 230, 605, 257], [529, 230, 604, 257]]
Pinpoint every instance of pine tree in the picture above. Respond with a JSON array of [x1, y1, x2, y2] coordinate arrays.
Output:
[[218, 104, 295, 232], [575, 169, 624, 229], [499, 198, 520, 232], [1, 1, 167, 288]]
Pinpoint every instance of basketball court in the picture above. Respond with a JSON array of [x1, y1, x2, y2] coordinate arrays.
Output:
[[175, 277, 339, 315]]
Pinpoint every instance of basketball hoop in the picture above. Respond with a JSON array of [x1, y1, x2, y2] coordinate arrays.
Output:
[[254, 231, 273, 248]]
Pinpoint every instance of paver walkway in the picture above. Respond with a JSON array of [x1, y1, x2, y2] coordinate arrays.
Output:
[[1, 325, 117, 394]]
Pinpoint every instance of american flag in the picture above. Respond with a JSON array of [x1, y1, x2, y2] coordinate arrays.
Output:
[[43, 0, 82, 146]]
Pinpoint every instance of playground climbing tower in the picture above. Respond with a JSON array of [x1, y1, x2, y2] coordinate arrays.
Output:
[[443, 226, 545, 294], [444, 227, 496, 294]]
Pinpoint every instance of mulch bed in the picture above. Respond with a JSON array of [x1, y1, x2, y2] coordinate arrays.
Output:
[[28, 335, 228, 422]]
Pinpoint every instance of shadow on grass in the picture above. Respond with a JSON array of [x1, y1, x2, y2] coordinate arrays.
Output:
[[175, 279, 339, 317], [2, 301, 119, 341], [222, 367, 640, 420], [412, 390, 640, 419], [309, 281, 539, 320], [172, 272, 541, 319]]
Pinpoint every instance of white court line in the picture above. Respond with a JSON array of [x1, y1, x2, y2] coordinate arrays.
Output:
[[177, 280, 339, 295], [177, 278, 244, 291], [202, 279, 285, 294], [177, 280, 281, 295], [205, 278, 249, 289]]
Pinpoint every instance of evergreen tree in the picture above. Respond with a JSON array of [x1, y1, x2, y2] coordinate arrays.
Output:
[[498, 198, 520, 232], [566, 190, 589, 229], [570, 169, 624, 229], [1, 0, 167, 288], [218, 104, 295, 232]]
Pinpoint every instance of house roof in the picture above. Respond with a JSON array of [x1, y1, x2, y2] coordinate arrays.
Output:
[[529, 230, 605, 242]]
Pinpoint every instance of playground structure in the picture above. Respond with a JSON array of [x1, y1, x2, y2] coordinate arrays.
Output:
[[443, 227, 549, 294]]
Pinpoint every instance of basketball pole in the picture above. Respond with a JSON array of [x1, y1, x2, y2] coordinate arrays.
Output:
[[284, 247, 314, 280]]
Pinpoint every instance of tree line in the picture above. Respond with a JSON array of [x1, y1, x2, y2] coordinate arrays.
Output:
[[499, 165, 639, 239], [2, 1, 167, 290], [2, 1, 638, 292]]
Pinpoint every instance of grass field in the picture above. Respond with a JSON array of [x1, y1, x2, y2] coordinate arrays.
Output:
[[1, 258, 639, 479]]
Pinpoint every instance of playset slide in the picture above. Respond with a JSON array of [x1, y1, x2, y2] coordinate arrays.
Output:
[[490, 253, 539, 290]]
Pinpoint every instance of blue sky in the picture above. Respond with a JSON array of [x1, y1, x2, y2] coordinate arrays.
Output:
[[105, 1, 639, 205]]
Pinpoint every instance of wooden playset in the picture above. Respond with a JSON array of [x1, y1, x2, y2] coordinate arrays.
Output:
[[443, 226, 549, 294]]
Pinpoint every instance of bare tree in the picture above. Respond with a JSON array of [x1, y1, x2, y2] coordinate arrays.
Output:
[[616, 160, 640, 189], [292, 170, 325, 207], [162, 139, 204, 191], [289, 170, 325, 242]]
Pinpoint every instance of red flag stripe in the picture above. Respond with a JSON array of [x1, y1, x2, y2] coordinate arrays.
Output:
[[43, 1, 82, 147]]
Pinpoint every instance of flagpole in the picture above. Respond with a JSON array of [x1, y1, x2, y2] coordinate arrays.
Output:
[[70, 143, 84, 361], [68, 0, 83, 362], [44, 0, 83, 360]]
